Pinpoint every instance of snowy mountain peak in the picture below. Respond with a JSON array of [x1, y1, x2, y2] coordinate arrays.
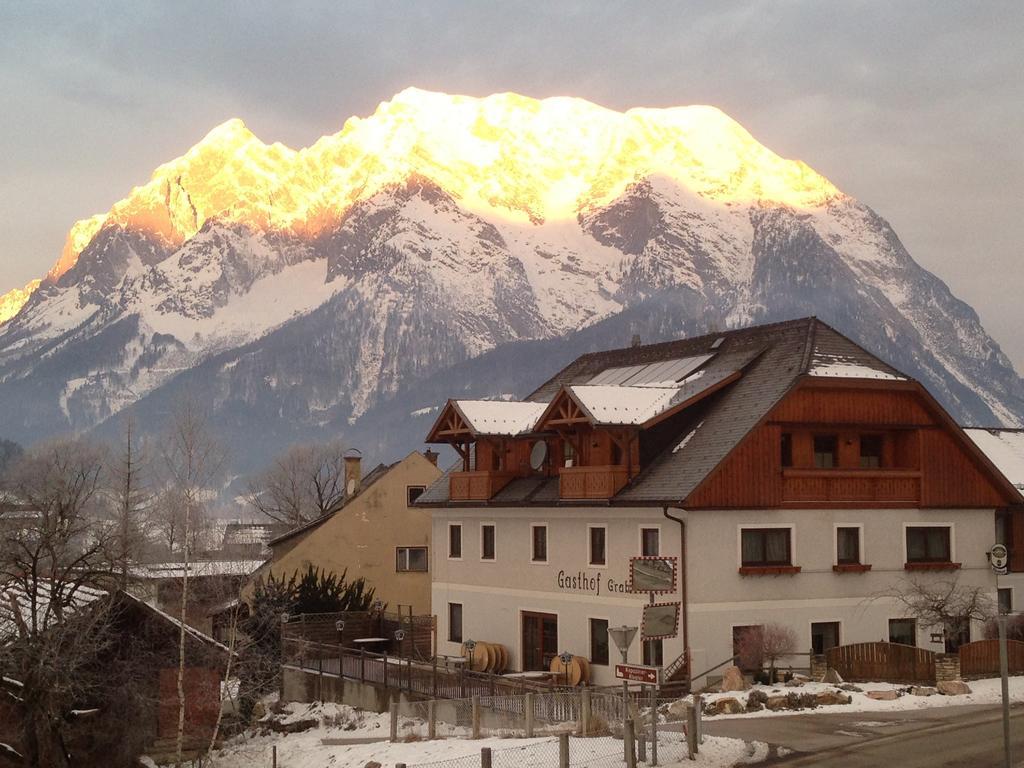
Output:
[[1, 90, 848, 323], [0, 89, 1019, 469]]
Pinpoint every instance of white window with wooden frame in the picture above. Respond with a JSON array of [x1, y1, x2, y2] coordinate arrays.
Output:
[[396, 546, 428, 572], [531, 523, 549, 564], [833, 523, 868, 572], [737, 524, 798, 575], [903, 523, 957, 569], [448, 522, 463, 561], [480, 522, 496, 562], [588, 524, 607, 567], [639, 525, 660, 557]]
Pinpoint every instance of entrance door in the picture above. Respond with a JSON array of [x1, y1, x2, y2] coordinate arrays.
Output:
[[522, 611, 558, 671]]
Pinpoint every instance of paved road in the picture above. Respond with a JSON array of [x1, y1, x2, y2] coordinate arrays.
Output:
[[704, 703, 1024, 766]]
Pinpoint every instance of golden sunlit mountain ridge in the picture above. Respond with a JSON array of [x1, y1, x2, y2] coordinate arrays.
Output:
[[0, 88, 844, 323]]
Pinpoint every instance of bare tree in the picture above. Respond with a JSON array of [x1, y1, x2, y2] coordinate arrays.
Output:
[[160, 399, 225, 768], [245, 441, 348, 526], [879, 576, 995, 646], [0, 438, 120, 767], [107, 417, 154, 589], [734, 623, 798, 682]]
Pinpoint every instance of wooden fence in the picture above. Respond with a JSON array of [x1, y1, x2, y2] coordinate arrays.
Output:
[[826, 641, 937, 684], [959, 639, 1024, 678]]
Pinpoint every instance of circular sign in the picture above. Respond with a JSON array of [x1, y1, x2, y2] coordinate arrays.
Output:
[[991, 544, 1009, 571], [394, 629, 406, 642], [335, 620, 345, 632]]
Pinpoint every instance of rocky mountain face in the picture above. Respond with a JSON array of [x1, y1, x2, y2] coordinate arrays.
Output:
[[1, 88, 1021, 477]]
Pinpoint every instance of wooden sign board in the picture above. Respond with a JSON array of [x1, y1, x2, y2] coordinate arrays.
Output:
[[615, 663, 660, 685], [630, 556, 678, 594], [641, 602, 680, 640]]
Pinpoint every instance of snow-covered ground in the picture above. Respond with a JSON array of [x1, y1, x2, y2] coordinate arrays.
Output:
[[694, 675, 1024, 720], [201, 700, 760, 768]]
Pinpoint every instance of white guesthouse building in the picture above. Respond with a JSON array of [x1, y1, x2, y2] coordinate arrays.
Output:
[[418, 319, 1024, 688]]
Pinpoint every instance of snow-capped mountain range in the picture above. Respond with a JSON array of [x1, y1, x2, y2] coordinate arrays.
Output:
[[1, 88, 1021, 474]]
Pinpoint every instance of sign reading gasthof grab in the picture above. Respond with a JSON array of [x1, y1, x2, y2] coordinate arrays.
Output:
[[615, 663, 660, 685]]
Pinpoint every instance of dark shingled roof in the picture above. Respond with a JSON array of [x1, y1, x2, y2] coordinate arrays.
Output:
[[418, 317, 911, 507]]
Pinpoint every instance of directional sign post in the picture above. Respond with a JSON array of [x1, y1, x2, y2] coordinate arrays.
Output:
[[615, 663, 660, 685]]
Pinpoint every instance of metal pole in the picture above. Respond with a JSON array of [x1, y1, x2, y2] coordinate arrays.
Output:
[[472, 694, 481, 739], [390, 700, 399, 743], [624, 719, 637, 768], [525, 692, 535, 738], [559, 733, 570, 768], [650, 684, 658, 766], [999, 615, 1012, 768], [272, 745, 277, 768], [481, 747, 492, 768]]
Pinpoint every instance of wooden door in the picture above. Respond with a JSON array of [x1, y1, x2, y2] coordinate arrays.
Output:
[[522, 611, 558, 671]]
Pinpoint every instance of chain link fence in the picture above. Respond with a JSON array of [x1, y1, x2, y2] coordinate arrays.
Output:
[[391, 691, 701, 768]]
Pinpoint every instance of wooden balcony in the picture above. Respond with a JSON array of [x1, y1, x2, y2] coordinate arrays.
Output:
[[449, 470, 516, 501], [782, 469, 921, 506], [559, 465, 629, 500]]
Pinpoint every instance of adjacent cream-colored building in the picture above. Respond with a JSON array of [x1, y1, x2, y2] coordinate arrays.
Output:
[[253, 450, 442, 615]]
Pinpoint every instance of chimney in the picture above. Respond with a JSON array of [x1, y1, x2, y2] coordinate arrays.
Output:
[[343, 449, 362, 499], [424, 448, 439, 467]]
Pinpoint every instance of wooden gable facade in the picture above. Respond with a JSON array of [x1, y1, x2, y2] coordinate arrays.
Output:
[[685, 378, 1019, 512]]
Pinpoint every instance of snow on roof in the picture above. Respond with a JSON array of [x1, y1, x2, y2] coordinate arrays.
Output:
[[569, 384, 684, 425], [454, 400, 549, 436], [964, 428, 1024, 490], [0, 581, 106, 639], [131, 559, 265, 580], [808, 353, 905, 380]]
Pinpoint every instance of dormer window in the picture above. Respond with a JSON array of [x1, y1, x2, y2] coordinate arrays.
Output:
[[813, 435, 838, 468], [562, 440, 576, 468], [859, 435, 883, 468], [781, 433, 793, 468]]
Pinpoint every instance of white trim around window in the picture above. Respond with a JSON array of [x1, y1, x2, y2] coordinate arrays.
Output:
[[480, 522, 497, 563], [736, 523, 796, 568], [447, 521, 463, 561], [530, 523, 549, 564], [902, 522, 955, 564], [638, 524, 661, 557], [587, 524, 608, 568], [832, 523, 864, 566]]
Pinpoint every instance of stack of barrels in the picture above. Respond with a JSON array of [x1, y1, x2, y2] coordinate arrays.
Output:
[[461, 641, 510, 673], [548, 654, 591, 686]]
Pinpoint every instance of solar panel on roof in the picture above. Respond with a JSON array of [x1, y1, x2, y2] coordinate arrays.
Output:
[[587, 363, 646, 386], [587, 355, 715, 387]]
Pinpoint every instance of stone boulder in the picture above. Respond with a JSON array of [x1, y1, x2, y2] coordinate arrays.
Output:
[[706, 697, 745, 716], [784, 678, 805, 688], [364, 763, 382, 768], [719, 665, 750, 692], [937, 680, 972, 696], [815, 690, 851, 706], [910, 686, 938, 697], [866, 690, 898, 701], [821, 668, 844, 685], [839, 683, 863, 692], [666, 700, 690, 721], [766, 695, 790, 711]]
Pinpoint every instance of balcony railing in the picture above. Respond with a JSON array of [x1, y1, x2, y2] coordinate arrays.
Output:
[[449, 470, 516, 501], [782, 469, 921, 505], [559, 465, 629, 500]]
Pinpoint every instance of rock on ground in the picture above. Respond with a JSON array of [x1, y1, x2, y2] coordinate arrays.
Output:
[[937, 680, 972, 696], [720, 665, 750, 692]]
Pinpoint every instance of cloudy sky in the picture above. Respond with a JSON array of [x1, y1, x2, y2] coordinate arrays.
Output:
[[2, 1, 1021, 368]]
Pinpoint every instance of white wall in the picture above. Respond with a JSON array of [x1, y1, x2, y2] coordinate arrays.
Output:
[[430, 505, 1002, 687]]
